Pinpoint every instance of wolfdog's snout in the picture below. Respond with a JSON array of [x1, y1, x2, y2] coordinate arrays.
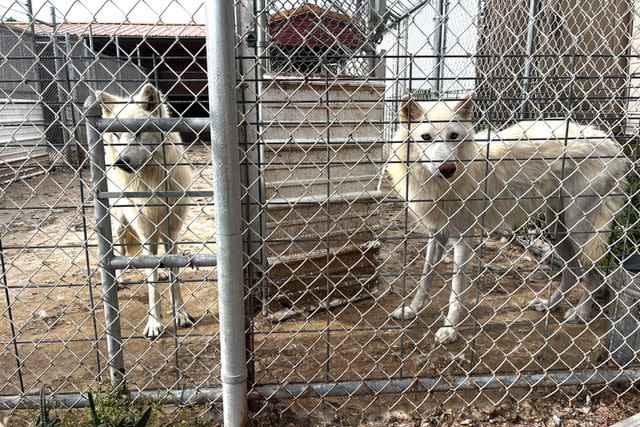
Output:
[[438, 162, 457, 179], [113, 157, 136, 173]]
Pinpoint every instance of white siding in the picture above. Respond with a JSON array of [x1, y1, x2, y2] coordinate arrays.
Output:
[[0, 100, 50, 183]]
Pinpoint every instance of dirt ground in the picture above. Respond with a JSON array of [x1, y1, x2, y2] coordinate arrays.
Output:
[[0, 145, 635, 425]]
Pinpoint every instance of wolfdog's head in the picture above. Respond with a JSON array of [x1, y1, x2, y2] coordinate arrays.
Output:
[[398, 91, 476, 180], [96, 83, 169, 173]]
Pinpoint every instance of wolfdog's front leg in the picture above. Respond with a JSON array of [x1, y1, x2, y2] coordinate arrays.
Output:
[[392, 235, 446, 320], [164, 241, 194, 328], [435, 237, 472, 344], [143, 243, 164, 338]]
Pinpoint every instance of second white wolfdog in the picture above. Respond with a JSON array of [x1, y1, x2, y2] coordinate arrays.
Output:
[[387, 92, 628, 344], [97, 83, 193, 338]]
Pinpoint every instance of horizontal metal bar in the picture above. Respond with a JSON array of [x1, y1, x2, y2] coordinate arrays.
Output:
[[0, 386, 223, 410], [98, 190, 213, 199], [2, 367, 639, 410], [249, 367, 640, 400], [91, 117, 211, 133], [109, 253, 217, 269], [612, 413, 640, 427]]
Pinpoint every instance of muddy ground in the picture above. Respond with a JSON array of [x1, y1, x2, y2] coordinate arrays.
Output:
[[0, 145, 635, 425]]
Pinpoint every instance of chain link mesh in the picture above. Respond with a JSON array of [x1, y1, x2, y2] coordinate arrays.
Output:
[[1, 0, 639, 423]]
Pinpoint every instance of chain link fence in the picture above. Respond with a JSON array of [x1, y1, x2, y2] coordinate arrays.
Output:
[[1, 0, 640, 424]]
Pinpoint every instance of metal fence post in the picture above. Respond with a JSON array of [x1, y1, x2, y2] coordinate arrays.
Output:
[[83, 96, 125, 388], [204, 2, 248, 426], [50, 6, 78, 167], [520, 0, 538, 119], [432, 0, 449, 95]]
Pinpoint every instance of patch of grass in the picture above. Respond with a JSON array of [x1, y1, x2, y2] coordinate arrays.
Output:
[[82, 387, 153, 427], [30, 385, 155, 427], [32, 386, 60, 427]]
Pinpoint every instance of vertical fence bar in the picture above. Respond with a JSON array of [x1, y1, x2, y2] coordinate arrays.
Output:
[[370, 0, 387, 79], [520, 0, 538, 119], [237, 0, 263, 388], [0, 238, 24, 393], [64, 33, 81, 150], [25, 0, 44, 126], [50, 6, 77, 166], [205, 2, 248, 425], [83, 96, 125, 387], [431, 0, 446, 95]]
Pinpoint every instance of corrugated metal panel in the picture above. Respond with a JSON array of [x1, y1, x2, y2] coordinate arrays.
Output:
[[7, 22, 206, 38], [0, 100, 50, 184]]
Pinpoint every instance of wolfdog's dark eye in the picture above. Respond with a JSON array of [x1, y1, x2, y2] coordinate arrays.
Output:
[[421, 133, 432, 141], [449, 132, 459, 139]]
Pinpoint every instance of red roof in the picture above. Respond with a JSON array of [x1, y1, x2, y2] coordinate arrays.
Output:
[[6, 21, 205, 38], [270, 4, 352, 23], [6, 6, 365, 49], [269, 5, 364, 49]]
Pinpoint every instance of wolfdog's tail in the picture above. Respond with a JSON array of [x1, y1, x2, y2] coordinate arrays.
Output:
[[574, 126, 629, 265], [581, 190, 626, 265]]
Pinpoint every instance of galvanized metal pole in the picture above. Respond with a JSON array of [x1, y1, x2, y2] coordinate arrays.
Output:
[[25, 0, 44, 114], [204, 2, 248, 426], [368, 0, 387, 79], [366, 0, 377, 76], [438, 0, 449, 90], [520, 0, 538, 119], [256, 0, 270, 76], [115, 35, 122, 82], [84, 25, 97, 91], [431, 0, 446, 95], [83, 96, 125, 388], [50, 6, 75, 165], [243, 0, 268, 322]]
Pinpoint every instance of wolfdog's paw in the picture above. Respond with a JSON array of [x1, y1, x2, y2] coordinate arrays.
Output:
[[563, 306, 591, 323], [175, 310, 195, 327], [392, 305, 417, 320], [435, 326, 459, 344], [144, 317, 165, 338], [526, 296, 551, 312]]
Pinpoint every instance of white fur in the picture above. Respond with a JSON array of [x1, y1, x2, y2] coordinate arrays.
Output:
[[97, 83, 194, 338], [387, 93, 629, 343]]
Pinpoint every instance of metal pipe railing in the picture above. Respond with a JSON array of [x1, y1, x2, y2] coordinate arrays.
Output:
[[3, 367, 640, 410], [92, 117, 211, 133], [83, 97, 126, 387], [83, 102, 224, 392], [205, 1, 249, 425], [109, 254, 217, 270]]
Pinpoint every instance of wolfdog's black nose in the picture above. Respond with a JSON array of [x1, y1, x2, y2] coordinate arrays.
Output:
[[438, 162, 457, 179], [113, 158, 135, 173]]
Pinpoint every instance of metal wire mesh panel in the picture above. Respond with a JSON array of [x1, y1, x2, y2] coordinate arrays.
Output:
[[0, 0, 640, 424], [241, 0, 640, 420], [0, 1, 223, 422]]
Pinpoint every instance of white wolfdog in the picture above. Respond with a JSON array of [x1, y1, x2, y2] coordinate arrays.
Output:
[[387, 92, 628, 344], [97, 83, 194, 338]]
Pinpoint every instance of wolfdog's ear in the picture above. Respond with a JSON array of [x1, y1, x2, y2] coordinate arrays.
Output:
[[399, 95, 424, 122], [135, 83, 164, 116], [454, 91, 476, 120], [95, 90, 120, 118]]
